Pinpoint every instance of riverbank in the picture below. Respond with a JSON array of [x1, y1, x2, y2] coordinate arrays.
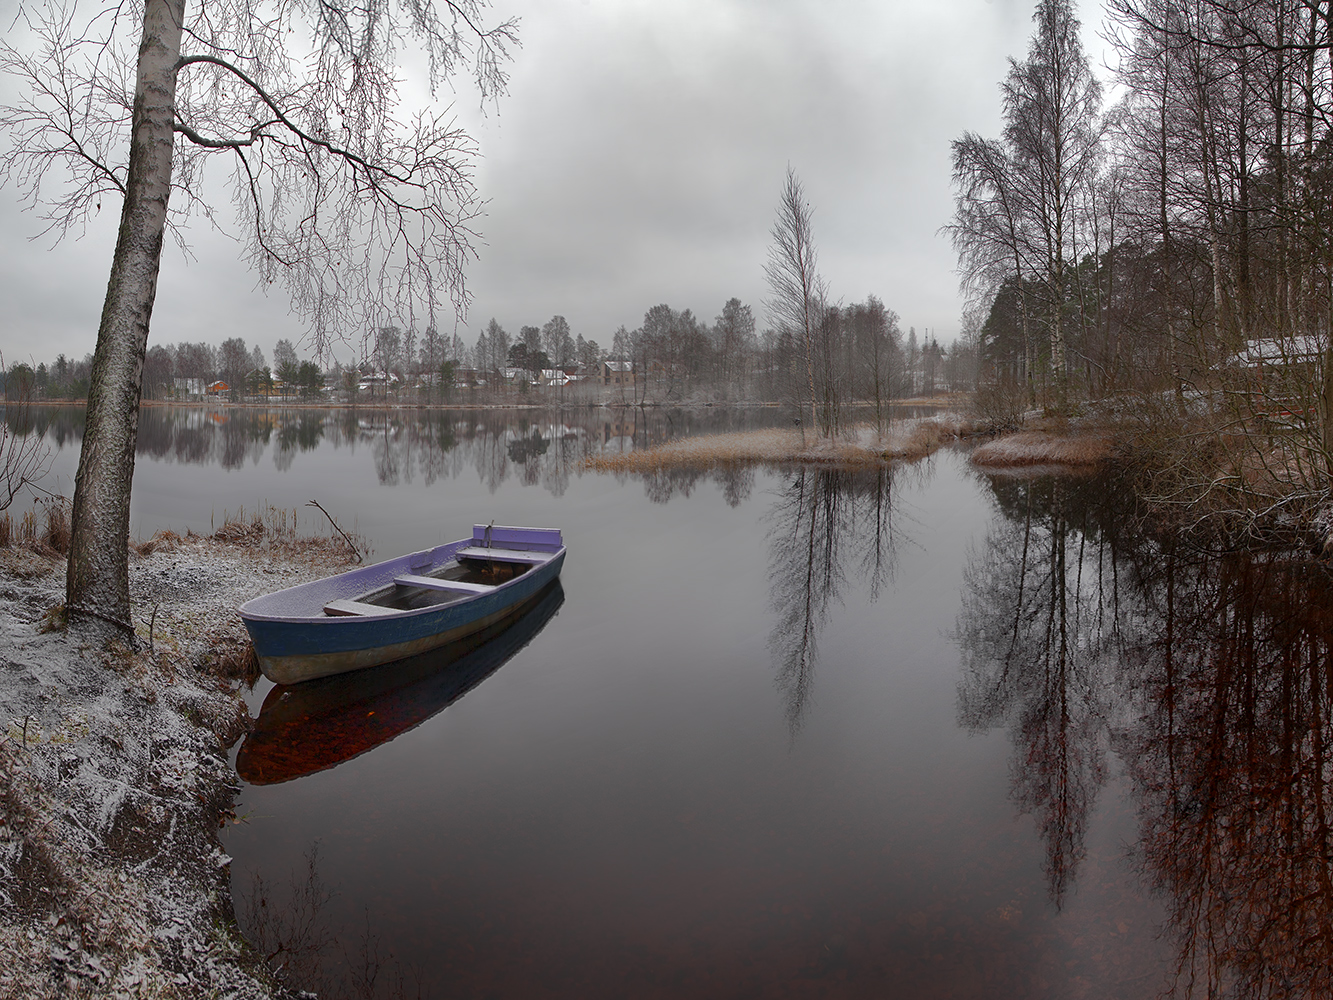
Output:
[[25, 395, 962, 412], [970, 427, 1115, 470], [0, 521, 358, 999]]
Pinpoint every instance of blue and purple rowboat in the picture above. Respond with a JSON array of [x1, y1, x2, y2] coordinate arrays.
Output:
[[239, 524, 566, 684]]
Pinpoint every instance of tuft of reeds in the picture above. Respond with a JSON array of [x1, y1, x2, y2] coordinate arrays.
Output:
[[0, 512, 10, 548], [41, 502, 70, 555], [213, 507, 267, 544], [970, 431, 1112, 468], [130, 529, 183, 557], [212, 641, 262, 686], [584, 428, 802, 474], [209, 503, 368, 564], [877, 416, 973, 460], [18, 510, 37, 545]]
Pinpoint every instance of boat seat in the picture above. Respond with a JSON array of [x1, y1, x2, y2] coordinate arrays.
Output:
[[323, 599, 402, 617], [454, 546, 552, 564], [393, 574, 497, 594]]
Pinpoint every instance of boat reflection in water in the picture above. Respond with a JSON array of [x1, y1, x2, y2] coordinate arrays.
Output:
[[236, 580, 564, 785]]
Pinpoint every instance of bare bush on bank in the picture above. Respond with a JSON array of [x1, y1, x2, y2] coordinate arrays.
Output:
[[1, 355, 52, 514]]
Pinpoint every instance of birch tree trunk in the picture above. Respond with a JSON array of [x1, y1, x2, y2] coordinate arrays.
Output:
[[66, 0, 184, 630]]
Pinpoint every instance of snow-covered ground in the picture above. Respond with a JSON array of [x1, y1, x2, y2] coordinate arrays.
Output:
[[0, 528, 357, 999]]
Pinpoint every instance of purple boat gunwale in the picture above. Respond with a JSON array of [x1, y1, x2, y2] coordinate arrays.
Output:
[[238, 525, 565, 685]]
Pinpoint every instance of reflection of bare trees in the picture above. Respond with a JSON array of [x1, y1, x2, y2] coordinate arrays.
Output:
[[371, 417, 403, 486], [0, 369, 52, 510], [766, 467, 901, 733], [1121, 552, 1333, 1000], [275, 412, 325, 471], [26, 404, 798, 500], [957, 476, 1122, 905], [962, 468, 1333, 996], [240, 844, 426, 1000]]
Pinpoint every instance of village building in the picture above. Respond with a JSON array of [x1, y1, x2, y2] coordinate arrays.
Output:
[[603, 360, 634, 385]]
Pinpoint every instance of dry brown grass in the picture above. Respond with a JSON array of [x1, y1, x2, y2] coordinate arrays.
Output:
[[970, 431, 1113, 469], [209, 504, 368, 565], [0, 504, 69, 558], [583, 417, 975, 474], [130, 529, 183, 557], [212, 507, 267, 544], [0, 546, 60, 578], [42, 502, 70, 555], [208, 639, 262, 686]]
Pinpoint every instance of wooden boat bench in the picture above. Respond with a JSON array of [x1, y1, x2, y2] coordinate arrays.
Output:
[[324, 576, 496, 616], [454, 547, 554, 564], [393, 574, 498, 594], [323, 599, 405, 617]]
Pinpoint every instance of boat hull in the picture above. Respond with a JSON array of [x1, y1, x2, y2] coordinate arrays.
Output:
[[239, 528, 565, 684]]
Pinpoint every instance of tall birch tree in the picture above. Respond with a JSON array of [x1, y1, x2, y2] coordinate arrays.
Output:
[[0, 0, 516, 631], [765, 168, 825, 437], [952, 0, 1100, 411]]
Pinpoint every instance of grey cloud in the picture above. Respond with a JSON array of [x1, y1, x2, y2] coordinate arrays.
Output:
[[1, 0, 1109, 364]]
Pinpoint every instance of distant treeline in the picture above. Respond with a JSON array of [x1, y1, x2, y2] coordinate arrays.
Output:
[[5, 299, 976, 406]]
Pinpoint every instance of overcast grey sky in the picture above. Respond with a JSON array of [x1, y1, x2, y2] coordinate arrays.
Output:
[[0, 0, 1111, 368]]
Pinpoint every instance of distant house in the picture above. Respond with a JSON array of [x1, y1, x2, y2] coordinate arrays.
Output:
[[1239, 335, 1325, 418], [206, 380, 230, 397], [1239, 335, 1323, 367], [540, 369, 571, 387], [603, 360, 634, 385], [357, 372, 400, 392]]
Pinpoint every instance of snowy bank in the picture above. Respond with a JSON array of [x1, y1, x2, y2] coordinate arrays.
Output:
[[0, 523, 358, 998]]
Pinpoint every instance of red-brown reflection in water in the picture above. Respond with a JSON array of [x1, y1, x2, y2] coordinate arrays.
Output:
[[958, 470, 1333, 999], [1123, 549, 1333, 999]]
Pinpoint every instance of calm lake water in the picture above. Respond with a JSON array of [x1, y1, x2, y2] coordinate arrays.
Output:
[[13, 405, 1333, 998]]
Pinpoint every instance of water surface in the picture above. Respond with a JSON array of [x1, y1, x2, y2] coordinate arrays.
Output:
[[14, 406, 1333, 998]]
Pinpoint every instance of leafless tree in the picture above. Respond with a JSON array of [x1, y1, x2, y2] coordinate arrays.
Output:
[[951, 133, 1039, 395], [0, 0, 517, 630], [765, 167, 825, 437], [713, 297, 754, 397]]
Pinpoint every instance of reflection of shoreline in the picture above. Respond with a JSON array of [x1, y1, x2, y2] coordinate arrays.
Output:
[[13, 405, 814, 491], [236, 581, 565, 785]]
